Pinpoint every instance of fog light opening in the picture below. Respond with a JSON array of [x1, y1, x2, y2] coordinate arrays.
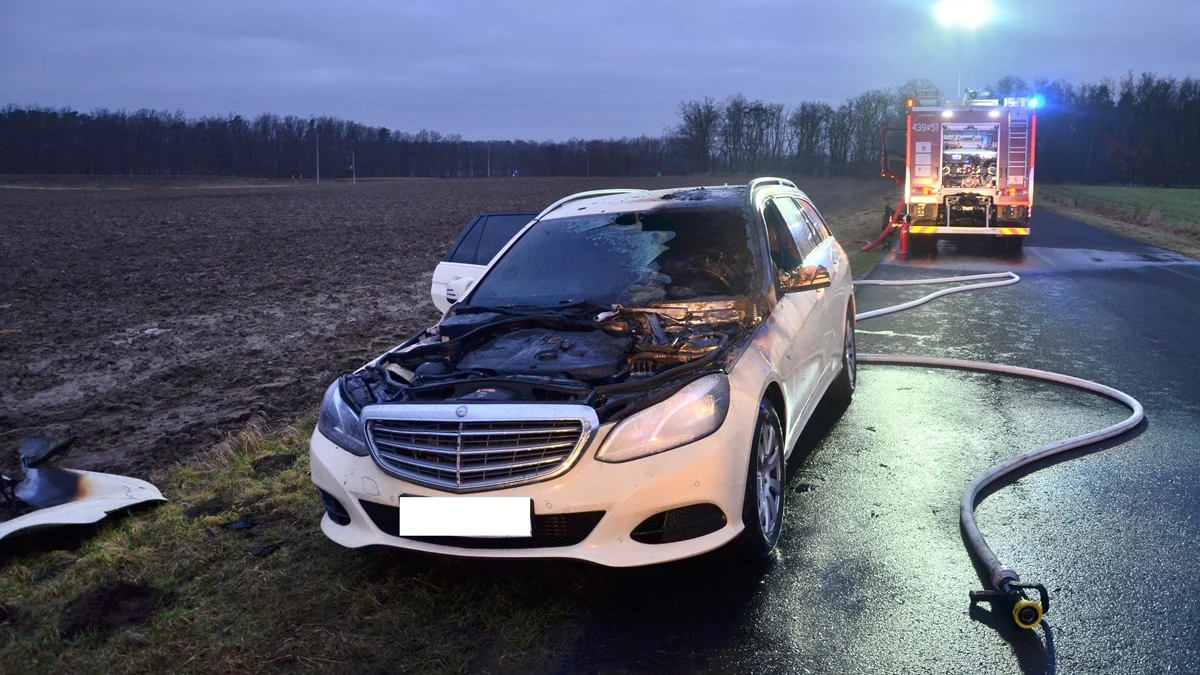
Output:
[[319, 489, 352, 526], [630, 504, 727, 544]]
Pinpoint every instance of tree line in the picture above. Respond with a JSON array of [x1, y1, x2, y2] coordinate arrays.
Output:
[[1, 73, 1197, 185]]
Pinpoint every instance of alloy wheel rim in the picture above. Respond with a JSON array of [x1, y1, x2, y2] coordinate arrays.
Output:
[[845, 319, 857, 389], [755, 419, 783, 536]]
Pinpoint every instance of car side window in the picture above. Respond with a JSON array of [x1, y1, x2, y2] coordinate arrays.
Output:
[[475, 214, 534, 265], [445, 216, 485, 264], [762, 200, 804, 272], [774, 197, 821, 260], [798, 200, 832, 240]]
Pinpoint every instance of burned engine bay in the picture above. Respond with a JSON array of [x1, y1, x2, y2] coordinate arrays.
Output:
[[340, 199, 767, 422]]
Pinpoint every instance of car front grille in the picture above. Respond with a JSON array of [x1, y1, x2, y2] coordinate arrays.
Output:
[[365, 416, 588, 492]]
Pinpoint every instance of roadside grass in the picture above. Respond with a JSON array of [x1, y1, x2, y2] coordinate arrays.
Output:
[[0, 419, 579, 674], [1040, 185, 1200, 258], [835, 202, 895, 279]]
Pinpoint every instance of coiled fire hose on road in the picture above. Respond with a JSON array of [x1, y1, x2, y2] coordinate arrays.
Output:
[[852, 272, 1146, 629]]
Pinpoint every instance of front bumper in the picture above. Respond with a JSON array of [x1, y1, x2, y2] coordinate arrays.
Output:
[[907, 226, 1028, 236], [309, 401, 755, 566]]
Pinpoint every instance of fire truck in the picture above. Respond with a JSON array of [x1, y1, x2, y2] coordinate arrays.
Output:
[[883, 89, 1040, 254]]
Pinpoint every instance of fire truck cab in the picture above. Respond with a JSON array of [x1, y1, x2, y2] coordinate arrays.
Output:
[[884, 89, 1039, 254]]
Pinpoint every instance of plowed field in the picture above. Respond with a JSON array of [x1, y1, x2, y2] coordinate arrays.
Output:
[[0, 177, 894, 477]]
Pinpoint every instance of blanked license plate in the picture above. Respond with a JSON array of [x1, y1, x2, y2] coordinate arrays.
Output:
[[398, 497, 532, 538]]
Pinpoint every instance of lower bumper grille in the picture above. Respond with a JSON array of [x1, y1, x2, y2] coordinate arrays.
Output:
[[359, 499, 604, 549], [630, 504, 727, 544]]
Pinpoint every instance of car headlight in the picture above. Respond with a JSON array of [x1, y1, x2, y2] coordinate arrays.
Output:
[[595, 374, 730, 463], [317, 380, 369, 456]]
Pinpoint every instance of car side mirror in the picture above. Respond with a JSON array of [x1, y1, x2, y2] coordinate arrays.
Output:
[[445, 276, 476, 306], [779, 264, 831, 293]]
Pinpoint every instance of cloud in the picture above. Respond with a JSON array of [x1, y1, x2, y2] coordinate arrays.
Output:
[[1, 0, 1196, 139]]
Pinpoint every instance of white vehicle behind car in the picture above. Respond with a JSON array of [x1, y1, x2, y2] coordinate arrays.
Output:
[[311, 178, 856, 566]]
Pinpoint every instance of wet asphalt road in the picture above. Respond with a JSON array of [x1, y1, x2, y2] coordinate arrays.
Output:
[[558, 210, 1200, 674]]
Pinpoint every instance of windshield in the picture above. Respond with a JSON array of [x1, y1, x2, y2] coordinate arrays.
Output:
[[466, 206, 755, 309]]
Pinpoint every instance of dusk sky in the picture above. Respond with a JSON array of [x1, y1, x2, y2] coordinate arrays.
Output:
[[2, 0, 1197, 140]]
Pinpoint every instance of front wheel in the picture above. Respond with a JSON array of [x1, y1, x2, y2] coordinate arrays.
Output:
[[735, 402, 786, 559]]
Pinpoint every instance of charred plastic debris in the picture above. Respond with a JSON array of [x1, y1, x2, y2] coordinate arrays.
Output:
[[340, 192, 769, 423], [0, 436, 166, 545]]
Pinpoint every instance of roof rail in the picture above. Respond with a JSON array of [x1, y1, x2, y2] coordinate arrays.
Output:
[[747, 177, 797, 193], [536, 189, 648, 219]]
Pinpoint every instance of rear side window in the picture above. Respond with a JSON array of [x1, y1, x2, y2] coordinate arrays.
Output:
[[798, 200, 832, 240], [444, 214, 536, 265], [445, 216, 485, 264], [475, 214, 535, 264]]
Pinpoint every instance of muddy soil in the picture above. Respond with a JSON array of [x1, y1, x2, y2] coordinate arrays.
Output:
[[59, 581, 166, 639], [0, 177, 893, 479]]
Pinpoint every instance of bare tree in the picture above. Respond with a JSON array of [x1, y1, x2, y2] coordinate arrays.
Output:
[[788, 102, 832, 175], [719, 94, 749, 173], [674, 98, 722, 173], [4, 73, 1200, 185]]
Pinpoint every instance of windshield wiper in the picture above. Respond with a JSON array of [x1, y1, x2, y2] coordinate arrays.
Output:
[[459, 300, 616, 319]]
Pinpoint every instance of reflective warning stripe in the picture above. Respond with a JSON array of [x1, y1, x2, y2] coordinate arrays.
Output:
[[900, 226, 1030, 235]]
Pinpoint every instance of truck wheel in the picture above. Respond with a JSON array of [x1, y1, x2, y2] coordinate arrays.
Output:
[[736, 401, 786, 559], [1000, 237, 1025, 254], [909, 235, 936, 257]]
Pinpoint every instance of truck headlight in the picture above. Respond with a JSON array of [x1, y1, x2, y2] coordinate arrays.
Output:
[[317, 380, 369, 456], [596, 375, 730, 463]]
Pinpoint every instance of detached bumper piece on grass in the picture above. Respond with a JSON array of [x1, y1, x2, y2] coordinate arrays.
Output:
[[0, 436, 166, 544]]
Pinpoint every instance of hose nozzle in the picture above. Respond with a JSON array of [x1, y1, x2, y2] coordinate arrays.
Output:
[[970, 581, 1049, 630]]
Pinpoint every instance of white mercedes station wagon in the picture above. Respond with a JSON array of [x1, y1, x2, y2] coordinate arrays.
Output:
[[310, 178, 857, 567]]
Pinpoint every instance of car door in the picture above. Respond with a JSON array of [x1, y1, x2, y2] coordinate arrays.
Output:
[[796, 198, 850, 381], [430, 213, 537, 312], [762, 197, 824, 444]]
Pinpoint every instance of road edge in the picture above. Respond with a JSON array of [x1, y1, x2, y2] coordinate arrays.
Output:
[[1038, 199, 1200, 260]]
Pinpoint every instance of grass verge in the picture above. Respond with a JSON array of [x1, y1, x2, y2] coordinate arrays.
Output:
[[1040, 185, 1200, 259], [835, 203, 895, 279], [1, 418, 580, 674]]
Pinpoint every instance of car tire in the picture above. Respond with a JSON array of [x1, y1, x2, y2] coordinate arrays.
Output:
[[825, 313, 857, 402], [736, 401, 786, 559]]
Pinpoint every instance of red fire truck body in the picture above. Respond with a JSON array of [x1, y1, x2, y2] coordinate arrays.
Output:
[[896, 94, 1039, 251]]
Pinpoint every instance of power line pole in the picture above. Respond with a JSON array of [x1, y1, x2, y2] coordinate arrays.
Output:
[[956, 32, 963, 100], [351, 150, 356, 185], [315, 129, 320, 186], [486, 143, 491, 178]]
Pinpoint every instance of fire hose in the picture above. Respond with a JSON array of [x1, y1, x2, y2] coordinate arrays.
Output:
[[861, 202, 905, 253], [852, 272, 1145, 630]]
